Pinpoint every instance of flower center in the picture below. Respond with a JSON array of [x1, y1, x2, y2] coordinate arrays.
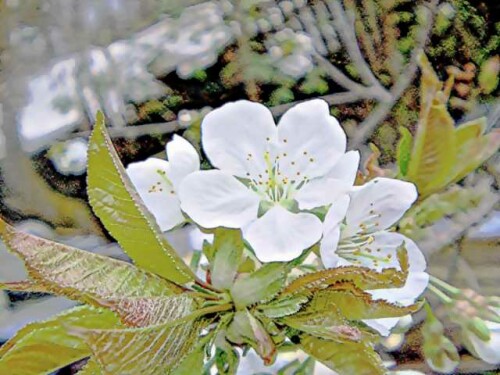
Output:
[[244, 140, 315, 206], [147, 169, 175, 195], [336, 232, 393, 268]]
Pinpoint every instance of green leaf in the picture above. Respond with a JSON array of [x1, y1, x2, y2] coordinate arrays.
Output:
[[0, 306, 120, 375], [452, 128, 500, 184], [0, 280, 50, 293], [73, 307, 204, 374], [211, 228, 244, 290], [276, 356, 315, 375], [454, 117, 487, 146], [407, 102, 457, 197], [406, 54, 458, 197], [417, 54, 442, 113], [308, 283, 422, 321], [283, 303, 362, 342], [0, 218, 180, 306], [171, 333, 211, 375], [282, 247, 408, 296], [226, 310, 276, 365], [397, 126, 413, 176], [259, 294, 309, 319], [78, 359, 103, 375], [87, 111, 194, 284], [230, 263, 288, 309], [299, 334, 385, 375], [101, 294, 198, 327]]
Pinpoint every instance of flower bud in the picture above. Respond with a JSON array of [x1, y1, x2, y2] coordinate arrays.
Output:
[[422, 306, 459, 373], [423, 337, 459, 374]]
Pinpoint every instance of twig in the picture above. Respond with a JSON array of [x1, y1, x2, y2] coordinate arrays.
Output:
[[272, 91, 375, 116], [457, 256, 482, 292], [325, 0, 389, 95], [349, 0, 439, 148], [69, 120, 187, 139], [68, 91, 369, 139], [67, 1, 437, 142], [417, 180, 499, 257], [313, 53, 369, 95]]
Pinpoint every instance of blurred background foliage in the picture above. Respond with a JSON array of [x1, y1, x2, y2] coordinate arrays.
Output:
[[0, 0, 499, 373]]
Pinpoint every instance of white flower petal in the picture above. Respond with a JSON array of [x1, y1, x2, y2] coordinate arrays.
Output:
[[349, 232, 426, 273], [126, 158, 184, 231], [295, 177, 352, 210], [202, 100, 277, 179], [368, 271, 429, 306], [319, 226, 342, 268], [327, 150, 360, 186], [362, 318, 400, 337], [465, 318, 500, 364], [323, 195, 351, 235], [166, 135, 200, 189], [164, 225, 198, 258], [188, 226, 214, 251], [319, 195, 350, 268], [244, 205, 322, 262], [345, 178, 417, 237], [179, 170, 260, 229], [277, 99, 346, 180]]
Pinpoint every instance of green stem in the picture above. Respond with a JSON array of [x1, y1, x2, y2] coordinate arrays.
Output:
[[195, 278, 222, 293], [428, 284, 453, 304], [429, 275, 460, 295], [189, 291, 219, 301]]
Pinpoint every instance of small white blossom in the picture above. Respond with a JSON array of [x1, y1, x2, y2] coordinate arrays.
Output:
[[126, 135, 199, 231], [320, 178, 429, 335], [179, 99, 358, 262], [49, 138, 88, 176], [266, 29, 315, 78]]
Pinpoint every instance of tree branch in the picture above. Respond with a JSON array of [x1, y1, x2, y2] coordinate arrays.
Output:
[[349, 0, 439, 148], [325, 0, 389, 95]]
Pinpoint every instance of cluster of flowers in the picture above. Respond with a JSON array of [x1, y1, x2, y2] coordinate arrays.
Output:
[[127, 99, 429, 335]]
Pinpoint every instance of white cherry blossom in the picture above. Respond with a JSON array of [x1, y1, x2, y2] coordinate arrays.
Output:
[[320, 177, 429, 335], [179, 99, 358, 262], [126, 135, 200, 231]]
